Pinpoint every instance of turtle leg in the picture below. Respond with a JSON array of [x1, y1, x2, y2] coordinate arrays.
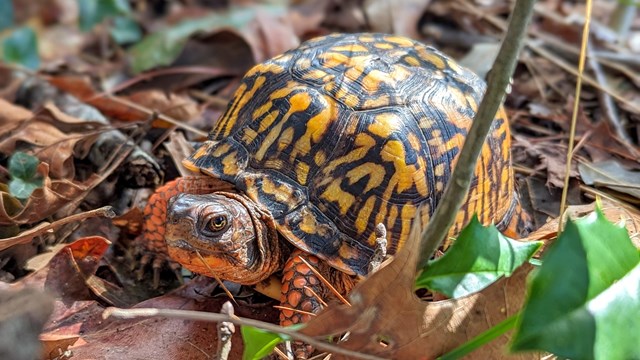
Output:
[[136, 176, 233, 286], [280, 249, 356, 359], [280, 250, 324, 359]]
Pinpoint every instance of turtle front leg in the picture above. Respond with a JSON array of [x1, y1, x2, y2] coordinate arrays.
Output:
[[280, 249, 356, 359], [280, 250, 325, 327]]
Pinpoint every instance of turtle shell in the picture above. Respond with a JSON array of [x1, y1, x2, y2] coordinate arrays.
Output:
[[184, 33, 517, 277]]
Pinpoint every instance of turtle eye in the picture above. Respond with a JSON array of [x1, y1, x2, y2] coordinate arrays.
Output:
[[206, 214, 228, 232]]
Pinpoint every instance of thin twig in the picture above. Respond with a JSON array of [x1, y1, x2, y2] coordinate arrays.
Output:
[[591, 50, 640, 66], [216, 301, 235, 360], [105, 94, 208, 137], [302, 286, 329, 308], [0, 206, 115, 251], [296, 256, 350, 307], [272, 346, 291, 360], [559, 0, 592, 233], [194, 251, 237, 305], [273, 306, 317, 318], [103, 307, 387, 360], [417, 0, 536, 268]]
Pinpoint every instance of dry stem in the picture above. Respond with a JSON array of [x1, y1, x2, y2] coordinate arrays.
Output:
[[418, 0, 536, 268], [104, 307, 386, 360]]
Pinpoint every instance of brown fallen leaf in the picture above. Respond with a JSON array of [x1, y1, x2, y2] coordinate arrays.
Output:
[[0, 99, 103, 179], [49, 76, 203, 127], [13, 237, 114, 341], [112, 206, 145, 236], [364, 0, 433, 38], [578, 119, 640, 163], [25, 244, 68, 273], [127, 90, 202, 127], [579, 159, 640, 200], [524, 176, 582, 224], [47, 75, 150, 123], [0, 207, 114, 251], [244, 9, 301, 63], [523, 199, 640, 250], [300, 220, 540, 359], [163, 132, 198, 177], [69, 277, 279, 360], [40, 333, 79, 360], [513, 134, 579, 188], [0, 163, 102, 225]]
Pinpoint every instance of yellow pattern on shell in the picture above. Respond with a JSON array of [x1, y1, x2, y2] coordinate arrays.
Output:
[[321, 179, 355, 215]]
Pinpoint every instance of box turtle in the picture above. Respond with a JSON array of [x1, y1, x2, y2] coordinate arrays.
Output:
[[139, 32, 529, 357]]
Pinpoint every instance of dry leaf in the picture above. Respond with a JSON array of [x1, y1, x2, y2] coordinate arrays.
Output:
[[0, 99, 104, 179], [69, 277, 278, 360], [246, 10, 301, 63], [522, 199, 640, 250], [513, 135, 579, 188], [25, 244, 68, 273], [50, 76, 203, 126], [41, 334, 79, 360], [579, 160, 640, 200], [301, 221, 540, 359], [13, 237, 116, 345], [0, 163, 101, 225], [47, 76, 149, 122], [364, 0, 432, 38], [163, 132, 198, 177], [111, 207, 145, 235], [127, 90, 202, 127]]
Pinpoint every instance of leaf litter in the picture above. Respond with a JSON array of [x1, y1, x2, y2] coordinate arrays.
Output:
[[0, 0, 640, 359]]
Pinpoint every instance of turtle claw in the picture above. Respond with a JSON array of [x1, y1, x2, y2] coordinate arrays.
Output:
[[150, 256, 182, 288], [152, 267, 161, 289], [132, 243, 182, 287]]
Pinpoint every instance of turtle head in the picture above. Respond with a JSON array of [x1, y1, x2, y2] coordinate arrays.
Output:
[[165, 192, 284, 284]]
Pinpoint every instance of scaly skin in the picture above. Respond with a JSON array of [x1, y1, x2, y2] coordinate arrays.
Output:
[[280, 249, 356, 359]]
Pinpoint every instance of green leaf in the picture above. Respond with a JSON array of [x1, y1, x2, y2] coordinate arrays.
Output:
[[589, 263, 640, 359], [2, 26, 39, 69], [78, 0, 132, 31], [8, 152, 42, 199], [415, 216, 542, 298], [0, 0, 14, 31], [241, 326, 288, 360], [511, 209, 640, 358], [8, 177, 42, 199], [9, 152, 39, 180], [110, 16, 142, 44], [128, 5, 285, 73]]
